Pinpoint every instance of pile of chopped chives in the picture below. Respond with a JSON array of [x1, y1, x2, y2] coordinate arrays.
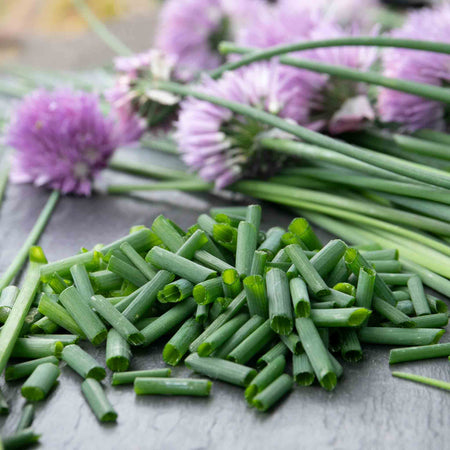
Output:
[[1, 204, 449, 445]]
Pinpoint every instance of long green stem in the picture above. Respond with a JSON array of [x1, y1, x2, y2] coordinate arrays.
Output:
[[392, 371, 450, 392], [108, 179, 213, 193]]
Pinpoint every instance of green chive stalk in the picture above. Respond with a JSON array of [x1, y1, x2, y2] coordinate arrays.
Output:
[[111, 369, 171, 386]]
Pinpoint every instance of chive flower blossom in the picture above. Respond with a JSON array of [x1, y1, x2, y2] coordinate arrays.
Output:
[[7, 89, 118, 195], [176, 63, 307, 188], [378, 6, 450, 132]]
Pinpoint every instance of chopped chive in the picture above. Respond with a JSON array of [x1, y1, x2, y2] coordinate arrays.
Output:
[[378, 273, 413, 286], [215, 213, 242, 227], [371, 260, 402, 273], [326, 258, 350, 286], [89, 270, 123, 293], [5, 356, 59, 381], [198, 313, 249, 357], [16, 404, 35, 431], [61, 344, 106, 380], [340, 329, 362, 362], [193, 278, 224, 305], [112, 368, 171, 386], [106, 329, 131, 372], [208, 299, 226, 320], [108, 256, 147, 288], [245, 355, 286, 404], [391, 371, 450, 392], [47, 273, 70, 294], [21, 363, 60, 402], [289, 218, 322, 250], [134, 377, 211, 397], [70, 264, 94, 302], [309, 239, 347, 278], [333, 282, 356, 297], [281, 231, 306, 248], [222, 269, 242, 299], [358, 327, 444, 346], [151, 215, 185, 252], [59, 287, 107, 345], [135, 317, 157, 330], [250, 251, 268, 277], [408, 313, 449, 329], [246, 205, 261, 232], [310, 308, 370, 328], [0, 247, 46, 374], [12, 338, 63, 359], [194, 250, 233, 273], [30, 315, 59, 334], [355, 268, 375, 309], [148, 247, 216, 284], [427, 294, 448, 314], [196, 303, 209, 323], [257, 342, 288, 367], [81, 378, 117, 422], [289, 278, 310, 318], [236, 221, 257, 276], [3, 428, 40, 449], [319, 289, 355, 307], [257, 227, 285, 258], [243, 275, 269, 318], [389, 342, 450, 365], [253, 374, 293, 412], [407, 276, 431, 316], [285, 245, 329, 297], [163, 317, 202, 365], [185, 353, 256, 387], [177, 229, 208, 260], [372, 296, 414, 328], [280, 333, 303, 355], [267, 269, 293, 335], [311, 301, 337, 309], [212, 223, 238, 252], [120, 242, 156, 280], [228, 319, 275, 364], [0, 286, 19, 323], [293, 353, 315, 386], [38, 293, 85, 337], [100, 228, 153, 261], [295, 317, 337, 391], [158, 279, 193, 303], [141, 298, 197, 346], [395, 300, 415, 316], [361, 249, 399, 260], [34, 334, 78, 345]]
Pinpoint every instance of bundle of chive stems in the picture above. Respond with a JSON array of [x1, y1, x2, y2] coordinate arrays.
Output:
[[2, 204, 450, 447]]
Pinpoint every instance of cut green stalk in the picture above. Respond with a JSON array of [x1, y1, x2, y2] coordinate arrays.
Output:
[[108, 256, 147, 288], [158, 279, 193, 303], [106, 329, 131, 372], [408, 313, 449, 329], [109, 157, 190, 180], [427, 294, 448, 314], [34, 334, 78, 345], [70, 264, 94, 302], [389, 342, 450, 364], [309, 239, 347, 278], [21, 363, 60, 402], [355, 268, 376, 310], [11, 337, 62, 359], [81, 378, 117, 422], [372, 297, 414, 328], [266, 269, 293, 335], [246, 205, 261, 232], [5, 356, 58, 382], [0, 286, 19, 323], [61, 344, 106, 380], [407, 276, 431, 316], [108, 179, 213, 193], [112, 368, 171, 386], [340, 329, 362, 362], [358, 327, 444, 346], [59, 287, 106, 345], [257, 342, 288, 367], [236, 221, 257, 276], [289, 278, 310, 318], [16, 404, 35, 431], [100, 228, 154, 262], [288, 218, 322, 250], [141, 298, 197, 346], [311, 301, 337, 309], [292, 353, 315, 386], [253, 374, 293, 412], [185, 353, 256, 387], [326, 258, 350, 286], [193, 277, 224, 305], [245, 355, 286, 404], [280, 333, 303, 355], [222, 269, 242, 299], [334, 282, 356, 297], [0, 191, 59, 292], [196, 303, 209, 323], [89, 270, 122, 293], [257, 227, 285, 258], [396, 300, 415, 316], [47, 273, 69, 294], [151, 215, 184, 252], [120, 242, 156, 280], [393, 291, 410, 302], [250, 250, 268, 276], [362, 249, 399, 260], [391, 371, 450, 392], [134, 377, 211, 397], [243, 275, 269, 318], [379, 273, 413, 286], [285, 244, 329, 297], [41, 251, 100, 282], [310, 308, 370, 327], [371, 260, 402, 273], [3, 428, 40, 449], [317, 288, 355, 308]]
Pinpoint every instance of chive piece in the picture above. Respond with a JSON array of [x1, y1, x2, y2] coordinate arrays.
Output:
[[326, 258, 350, 286], [345, 248, 396, 305], [16, 404, 35, 431], [194, 250, 233, 272], [3, 428, 40, 449], [319, 289, 355, 307], [89, 295, 143, 345], [0, 389, 8, 414], [59, 287, 107, 345], [212, 223, 238, 252], [119, 242, 156, 280], [158, 279, 193, 303], [426, 294, 448, 314], [38, 294, 85, 337], [245, 355, 286, 404], [280, 333, 303, 355], [334, 282, 356, 297], [47, 273, 70, 294], [81, 378, 117, 422], [228, 319, 275, 364], [372, 297, 414, 328], [355, 268, 375, 309], [392, 371, 450, 392], [148, 247, 216, 284], [112, 369, 171, 386], [310, 239, 347, 277], [295, 317, 337, 391], [358, 327, 444, 346], [407, 276, 431, 316], [106, 329, 131, 372], [311, 301, 337, 309], [289, 218, 322, 250], [151, 215, 185, 252], [253, 374, 293, 412], [198, 313, 249, 357], [215, 213, 242, 227], [257, 342, 288, 367], [11, 338, 63, 359], [0, 286, 19, 323], [389, 342, 450, 365], [0, 247, 46, 375], [258, 227, 285, 258], [21, 362, 60, 402], [243, 275, 269, 318], [250, 251, 268, 276], [393, 291, 410, 302], [162, 317, 202, 366], [340, 329, 362, 362], [293, 353, 315, 386], [40, 251, 100, 282], [310, 308, 371, 328], [34, 334, 78, 345], [222, 269, 242, 299], [135, 317, 157, 330], [5, 356, 59, 381], [108, 256, 147, 287], [141, 298, 197, 346], [266, 269, 293, 335], [100, 228, 153, 261], [70, 264, 94, 302], [285, 245, 329, 297], [134, 377, 211, 397], [193, 278, 224, 305], [176, 229, 209, 260], [214, 315, 264, 359], [31, 316, 59, 334], [196, 304, 209, 323], [61, 344, 106, 380], [371, 260, 402, 273], [189, 290, 248, 352], [361, 249, 399, 260], [89, 270, 123, 293], [246, 205, 261, 231], [185, 353, 256, 387], [408, 313, 449, 329], [236, 222, 257, 276], [395, 300, 415, 316], [289, 278, 310, 318]]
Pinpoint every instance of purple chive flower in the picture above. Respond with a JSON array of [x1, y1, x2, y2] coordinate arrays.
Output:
[[378, 6, 450, 132], [176, 63, 309, 189], [7, 89, 118, 195]]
